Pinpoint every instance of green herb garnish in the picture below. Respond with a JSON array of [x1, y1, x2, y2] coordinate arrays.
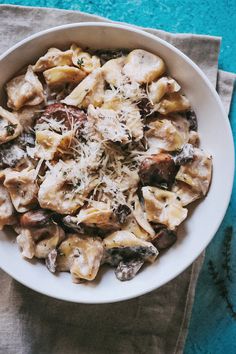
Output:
[[77, 58, 84, 69], [5, 123, 17, 136]]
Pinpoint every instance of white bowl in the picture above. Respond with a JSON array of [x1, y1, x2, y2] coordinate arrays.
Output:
[[0, 23, 234, 303]]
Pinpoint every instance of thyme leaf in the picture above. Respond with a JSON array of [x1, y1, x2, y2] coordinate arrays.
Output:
[[77, 58, 84, 69], [5, 123, 17, 136]]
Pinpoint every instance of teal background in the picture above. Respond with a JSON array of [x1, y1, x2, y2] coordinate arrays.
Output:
[[1, 1, 235, 353]]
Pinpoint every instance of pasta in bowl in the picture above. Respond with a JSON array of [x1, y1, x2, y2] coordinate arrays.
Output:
[[0, 23, 233, 303], [0, 44, 212, 283]]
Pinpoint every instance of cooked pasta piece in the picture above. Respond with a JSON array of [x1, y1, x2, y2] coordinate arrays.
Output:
[[30, 130, 74, 160], [148, 77, 180, 104], [69, 202, 120, 230], [147, 115, 189, 152], [62, 68, 103, 107], [172, 181, 200, 206], [0, 185, 15, 230], [38, 160, 95, 214], [142, 186, 188, 230], [176, 148, 212, 196], [156, 93, 190, 115], [71, 44, 100, 73], [102, 57, 126, 86], [123, 49, 165, 83], [0, 106, 22, 144], [43, 65, 86, 87], [57, 234, 104, 282], [87, 105, 131, 144], [35, 225, 65, 259], [4, 168, 39, 213], [33, 48, 73, 72], [103, 230, 158, 265], [6, 66, 45, 110]]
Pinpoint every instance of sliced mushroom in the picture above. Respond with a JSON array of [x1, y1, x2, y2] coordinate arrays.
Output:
[[123, 49, 165, 84], [176, 148, 212, 196], [102, 57, 126, 86], [156, 93, 190, 115], [185, 110, 198, 131], [0, 184, 15, 230], [57, 234, 104, 282], [61, 68, 103, 107], [20, 209, 53, 228], [115, 259, 144, 281], [152, 228, 177, 251], [103, 230, 158, 266], [33, 48, 73, 72], [6, 65, 45, 110], [139, 153, 178, 188], [148, 77, 180, 104], [174, 143, 195, 165], [43, 65, 86, 87], [0, 133, 35, 170], [0, 106, 22, 144], [142, 186, 188, 230], [37, 103, 87, 132], [4, 168, 39, 213]]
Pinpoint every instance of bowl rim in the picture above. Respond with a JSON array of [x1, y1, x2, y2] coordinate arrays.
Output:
[[0, 22, 234, 304]]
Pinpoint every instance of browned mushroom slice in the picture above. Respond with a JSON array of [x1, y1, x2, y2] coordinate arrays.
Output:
[[103, 231, 158, 266], [19, 209, 53, 228], [57, 234, 104, 282], [174, 144, 195, 165], [37, 103, 87, 132], [115, 259, 144, 281], [185, 110, 198, 131], [139, 153, 178, 189], [151, 228, 177, 251]]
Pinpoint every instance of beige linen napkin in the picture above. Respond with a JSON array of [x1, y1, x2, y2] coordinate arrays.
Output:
[[0, 5, 235, 354]]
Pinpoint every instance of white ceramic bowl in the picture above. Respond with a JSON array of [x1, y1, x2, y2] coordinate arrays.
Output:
[[0, 23, 234, 303]]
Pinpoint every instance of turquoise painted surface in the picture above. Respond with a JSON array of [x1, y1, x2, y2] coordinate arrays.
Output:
[[1, 1, 235, 353]]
